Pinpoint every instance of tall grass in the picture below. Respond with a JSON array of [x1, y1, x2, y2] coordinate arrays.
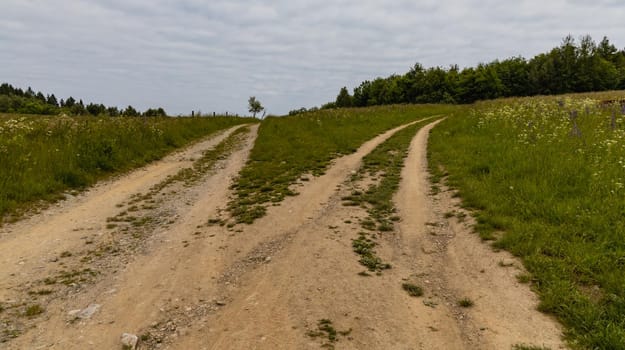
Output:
[[428, 93, 625, 349], [0, 114, 252, 220], [228, 104, 458, 223]]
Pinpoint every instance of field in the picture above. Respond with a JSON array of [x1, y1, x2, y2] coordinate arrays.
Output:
[[1, 95, 624, 349], [228, 104, 458, 223], [429, 92, 625, 349], [0, 114, 251, 220]]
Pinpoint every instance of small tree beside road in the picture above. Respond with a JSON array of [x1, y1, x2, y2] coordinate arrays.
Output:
[[248, 96, 264, 118]]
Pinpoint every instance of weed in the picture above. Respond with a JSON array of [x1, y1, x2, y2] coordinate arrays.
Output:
[[377, 222, 393, 232], [307, 319, 351, 349], [207, 218, 223, 226], [516, 273, 532, 284], [455, 211, 467, 221], [24, 304, 44, 317], [402, 283, 424, 297], [512, 345, 551, 350], [430, 185, 441, 195], [458, 298, 474, 308], [360, 219, 376, 230], [28, 289, 53, 296], [351, 233, 391, 272]]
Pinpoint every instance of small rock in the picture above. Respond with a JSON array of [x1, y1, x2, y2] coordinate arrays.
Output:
[[500, 259, 515, 267], [120, 333, 138, 350], [264, 256, 272, 263], [68, 309, 82, 317], [74, 304, 101, 319], [215, 301, 226, 306]]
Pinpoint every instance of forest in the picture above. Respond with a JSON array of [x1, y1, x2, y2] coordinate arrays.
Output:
[[324, 35, 625, 110], [0, 83, 166, 117]]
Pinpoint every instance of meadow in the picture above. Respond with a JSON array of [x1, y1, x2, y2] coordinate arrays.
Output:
[[428, 92, 625, 349], [5, 93, 625, 347], [0, 114, 251, 221], [227, 104, 458, 223]]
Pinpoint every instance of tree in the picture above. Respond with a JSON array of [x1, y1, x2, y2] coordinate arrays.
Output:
[[335, 87, 353, 107], [143, 107, 167, 117], [86, 103, 106, 116], [65, 96, 76, 108], [46, 94, 58, 107], [248, 96, 264, 118], [123, 105, 139, 117]]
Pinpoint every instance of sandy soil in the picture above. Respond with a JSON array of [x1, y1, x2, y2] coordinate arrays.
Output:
[[0, 120, 566, 350]]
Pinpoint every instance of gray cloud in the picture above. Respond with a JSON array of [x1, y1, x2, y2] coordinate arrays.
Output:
[[2, 0, 625, 115]]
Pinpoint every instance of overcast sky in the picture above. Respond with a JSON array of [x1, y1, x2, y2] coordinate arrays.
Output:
[[2, 0, 625, 116]]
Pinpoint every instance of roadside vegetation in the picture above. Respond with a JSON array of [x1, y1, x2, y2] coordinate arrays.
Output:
[[428, 92, 625, 349], [0, 114, 252, 221], [228, 104, 457, 223]]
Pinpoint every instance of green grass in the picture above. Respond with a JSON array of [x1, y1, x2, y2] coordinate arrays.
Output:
[[402, 282, 424, 297], [428, 93, 625, 349], [0, 114, 253, 221], [351, 232, 391, 272], [512, 345, 551, 350], [228, 104, 458, 223], [457, 297, 474, 308], [306, 319, 351, 349], [24, 304, 44, 317]]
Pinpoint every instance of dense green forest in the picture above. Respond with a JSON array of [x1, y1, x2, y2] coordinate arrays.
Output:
[[321, 35, 625, 110], [0, 83, 166, 117]]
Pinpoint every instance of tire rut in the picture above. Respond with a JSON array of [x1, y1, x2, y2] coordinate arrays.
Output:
[[0, 124, 257, 349]]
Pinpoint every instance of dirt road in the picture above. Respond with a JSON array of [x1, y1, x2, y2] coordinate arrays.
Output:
[[0, 120, 565, 349]]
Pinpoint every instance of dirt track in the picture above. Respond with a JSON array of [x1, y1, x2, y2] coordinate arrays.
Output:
[[0, 121, 565, 349]]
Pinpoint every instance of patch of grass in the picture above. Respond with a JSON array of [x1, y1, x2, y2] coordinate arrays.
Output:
[[457, 298, 474, 308], [360, 218, 376, 231], [24, 304, 44, 317], [351, 232, 391, 272], [516, 273, 532, 284], [28, 289, 53, 296], [0, 114, 253, 222], [455, 211, 467, 221], [402, 283, 424, 297], [228, 105, 459, 223], [512, 345, 551, 350], [56, 268, 99, 286], [428, 93, 625, 348], [306, 319, 351, 349]]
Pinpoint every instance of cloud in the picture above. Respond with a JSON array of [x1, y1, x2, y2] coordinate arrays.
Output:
[[2, 0, 625, 115]]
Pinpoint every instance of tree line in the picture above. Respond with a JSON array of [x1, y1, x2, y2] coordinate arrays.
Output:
[[0, 83, 167, 117], [318, 35, 625, 110]]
